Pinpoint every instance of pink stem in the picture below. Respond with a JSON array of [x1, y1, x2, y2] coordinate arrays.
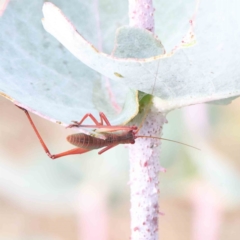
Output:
[[129, 111, 166, 240], [128, 1, 162, 239], [129, 0, 155, 32]]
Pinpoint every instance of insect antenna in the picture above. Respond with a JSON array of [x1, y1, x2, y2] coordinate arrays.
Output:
[[134, 58, 199, 151], [135, 135, 200, 151]]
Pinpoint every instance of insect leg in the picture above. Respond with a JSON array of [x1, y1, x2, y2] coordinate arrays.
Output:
[[99, 112, 111, 125], [68, 113, 138, 132], [16, 106, 91, 159], [49, 148, 91, 159], [16, 106, 54, 155], [67, 112, 112, 128], [98, 144, 118, 154]]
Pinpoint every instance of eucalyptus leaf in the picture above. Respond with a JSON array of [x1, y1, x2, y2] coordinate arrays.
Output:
[[42, 1, 240, 112], [0, 0, 239, 126], [0, 0, 136, 125], [207, 96, 240, 105]]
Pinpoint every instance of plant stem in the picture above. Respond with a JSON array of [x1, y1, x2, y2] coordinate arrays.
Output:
[[129, 110, 166, 240], [128, 1, 165, 239], [129, 0, 155, 32]]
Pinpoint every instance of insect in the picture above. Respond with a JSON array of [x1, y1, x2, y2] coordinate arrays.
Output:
[[16, 106, 199, 160]]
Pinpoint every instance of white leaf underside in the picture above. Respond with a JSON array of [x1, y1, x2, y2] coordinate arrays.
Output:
[[42, 1, 240, 110], [0, 0, 239, 125]]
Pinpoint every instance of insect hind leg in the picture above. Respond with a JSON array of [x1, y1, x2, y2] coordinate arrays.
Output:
[[16, 105, 59, 159], [16, 105, 93, 159]]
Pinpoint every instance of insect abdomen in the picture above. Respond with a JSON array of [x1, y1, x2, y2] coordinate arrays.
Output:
[[67, 133, 105, 150], [67, 131, 135, 150]]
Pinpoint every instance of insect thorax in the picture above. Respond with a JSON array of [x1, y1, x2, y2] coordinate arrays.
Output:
[[103, 130, 135, 145]]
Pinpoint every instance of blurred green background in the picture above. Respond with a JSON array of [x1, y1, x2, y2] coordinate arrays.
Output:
[[0, 95, 240, 240]]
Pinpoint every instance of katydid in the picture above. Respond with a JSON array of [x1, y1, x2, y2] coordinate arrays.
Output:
[[16, 107, 199, 160]]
